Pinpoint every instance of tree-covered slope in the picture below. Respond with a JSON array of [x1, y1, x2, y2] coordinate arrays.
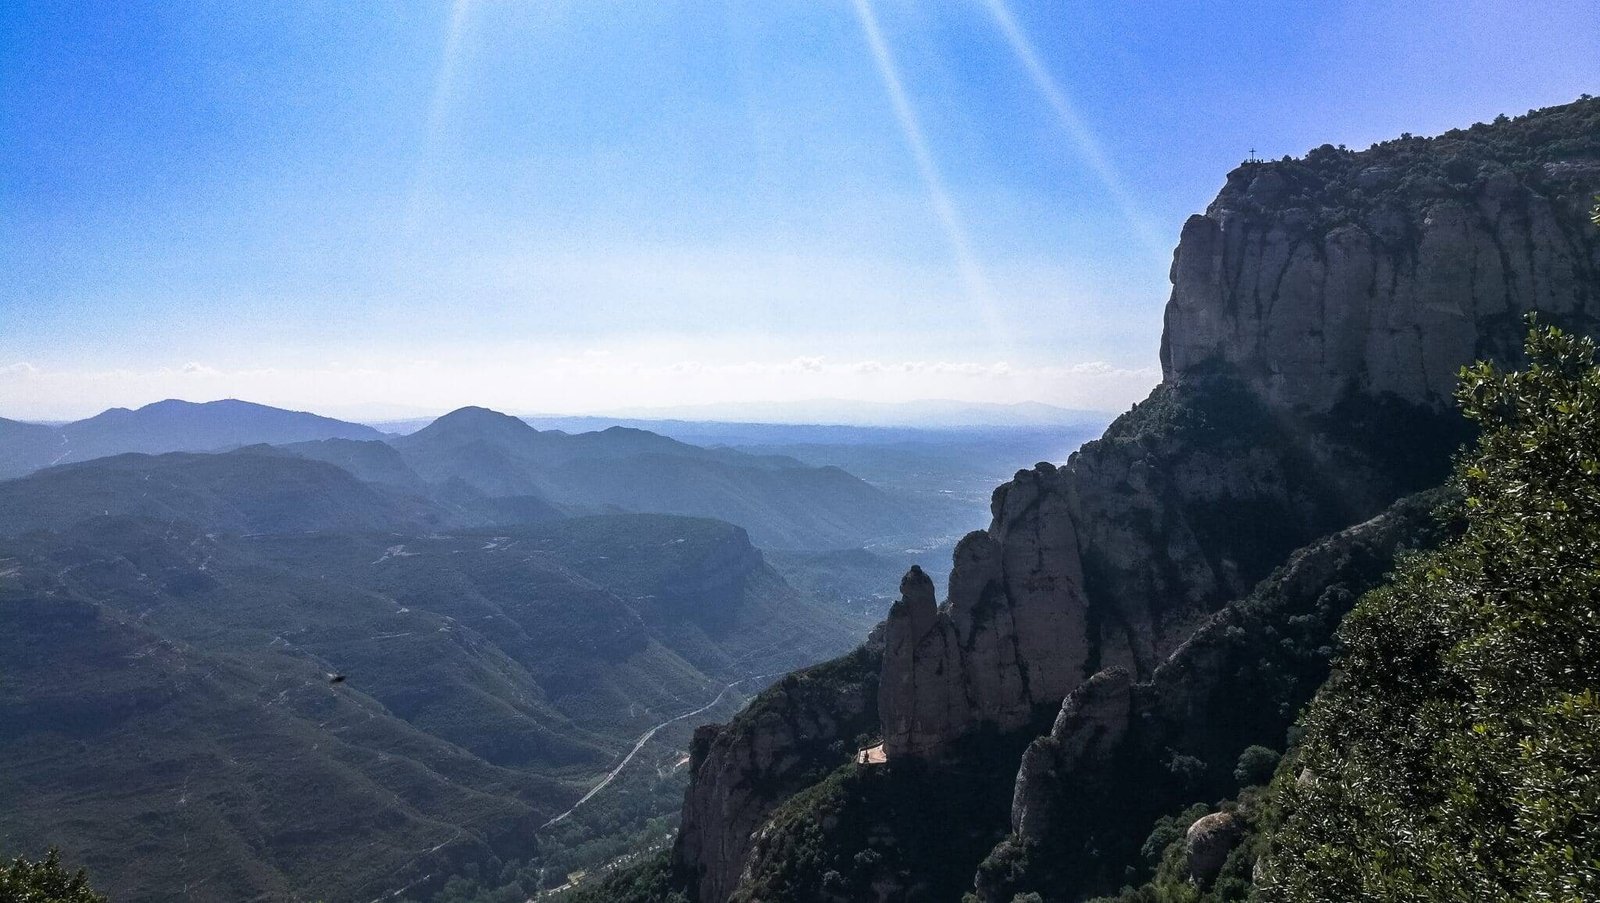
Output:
[[0, 510, 867, 902], [1090, 320, 1600, 903], [0, 522, 556, 902], [1258, 322, 1600, 899]]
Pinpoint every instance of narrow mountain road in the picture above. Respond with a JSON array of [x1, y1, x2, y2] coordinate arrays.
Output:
[[539, 670, 781, 830]]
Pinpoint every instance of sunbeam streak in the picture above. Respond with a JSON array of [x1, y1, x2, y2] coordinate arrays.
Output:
[[405, 0, 473, 232], [977, 0, 1164, 255], [850, 0, 1011, 356]]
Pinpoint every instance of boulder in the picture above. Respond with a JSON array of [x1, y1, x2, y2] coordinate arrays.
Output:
[[1185, 810, 1244, 886]]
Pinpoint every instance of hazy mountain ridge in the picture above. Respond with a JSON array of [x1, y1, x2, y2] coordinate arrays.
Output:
[[0, 448, 444, 536], [0, 399, 387, 479], [386, 406, 930, 550], [278, 437, 428, 490], [0, 400, 948, 551]]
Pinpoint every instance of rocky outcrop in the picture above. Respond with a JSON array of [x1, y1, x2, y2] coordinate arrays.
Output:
[[877, 373, 1449, 763], [1010, 668, 1133, 840], [880, 489, 1093, 760], [674, 641, 882, 903], [669, 98, 1600, 903], [878, 98, 1600, 768], [977, 490, 1449, 901], [1185, 811, 1244, 886], [1163, 129, 1600, 411], [878, 566, 965, 756]]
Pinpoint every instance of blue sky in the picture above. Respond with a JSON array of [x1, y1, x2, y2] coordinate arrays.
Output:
[[2, 0, 1596, 420]]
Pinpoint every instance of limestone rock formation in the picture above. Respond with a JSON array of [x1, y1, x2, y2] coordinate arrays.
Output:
[[975, 490, 1447, 901], [878, 565, 966, 757], [876, 373, 1451, 765], [878, 99, 1600, 769], [1185, 811, 1244, 886], [1163, 145, 1600, 411], [674, 641, 882, 903], [669, 98, 1600, 903], [1010, 667, 1133, 839]]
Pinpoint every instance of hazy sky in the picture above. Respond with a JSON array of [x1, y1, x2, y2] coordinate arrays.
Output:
[[3, 1, 1596, 420]]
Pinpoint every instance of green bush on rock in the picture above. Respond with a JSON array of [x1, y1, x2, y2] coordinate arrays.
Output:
[[0, 850, 108, 903], [1258, 318, 1600, 901]]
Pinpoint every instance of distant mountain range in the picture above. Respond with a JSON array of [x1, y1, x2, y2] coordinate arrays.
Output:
[[0, 393, 1084, 899], [0, 399, 959, 550], [0, 398, 383, 479], [386, 406, 921, 549], [0, 400, 904, 901], [557, 398, 1111, 428], [364, 399, 1110, 436]]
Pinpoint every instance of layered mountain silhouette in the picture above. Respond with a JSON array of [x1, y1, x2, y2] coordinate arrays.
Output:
[[389, 406, 917, 549], [0, 401, 928, 550], [0, 449, 440, 535], [0, 398, 386, 478], [0, 395, 950, 900]]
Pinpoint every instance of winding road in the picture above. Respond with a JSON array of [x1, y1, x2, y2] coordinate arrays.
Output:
[[539, 671, 781, 830]]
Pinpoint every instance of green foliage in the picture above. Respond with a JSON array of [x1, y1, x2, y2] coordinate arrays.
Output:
[[1258, 319, 1600, 901], [736, 723, 1043, 903], [1232, 747, 1280, 789], [1221, 96, 1600, 236], [1089, 787, 1281, 903], [0, 513, 858, 902], [559, 851, 687, 903], [1141, 804, 1211, 867], [0, 849, 107, 903]]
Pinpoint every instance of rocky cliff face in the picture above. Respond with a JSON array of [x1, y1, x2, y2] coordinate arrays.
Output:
[[878, 98, 1600, 767], [1164, 146, 1600, 411], [877, 372, 1460, 762], [674, 641, 882, 903], [669, 97, 1600, 903], [978, 490, 1448, 900]]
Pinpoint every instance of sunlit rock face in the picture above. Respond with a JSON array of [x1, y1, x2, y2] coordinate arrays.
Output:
[[674, 99, 1600, 903], [1163, 155, 1600, 412], [880, 472, 1093, 760], [879, 114, 1600, 767]]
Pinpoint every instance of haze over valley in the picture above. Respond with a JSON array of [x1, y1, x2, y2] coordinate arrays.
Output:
[[3, 3, 1598, 902], [0, 394, 1102, 899]]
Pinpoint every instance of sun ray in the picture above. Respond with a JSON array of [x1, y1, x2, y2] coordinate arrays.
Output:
[[405, 0, 473, 233], [850, 0, 1012, 357], [977, 0, 1164, 255]]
